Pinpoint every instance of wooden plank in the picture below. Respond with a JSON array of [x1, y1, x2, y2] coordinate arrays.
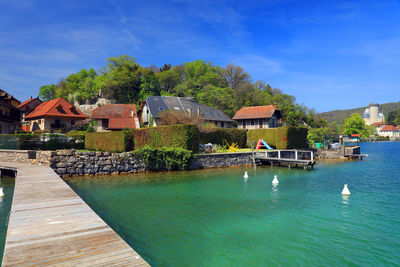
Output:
[[1, 162, 150, 267]]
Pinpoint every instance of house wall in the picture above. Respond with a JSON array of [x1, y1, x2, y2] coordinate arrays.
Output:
[[380, 130, 400, 138], [95, 119, 109, 132], [0, 121, 19, 134], [27, 117, 79, 132], [210, 121, 231, 128], [237, 116, 281, 129]]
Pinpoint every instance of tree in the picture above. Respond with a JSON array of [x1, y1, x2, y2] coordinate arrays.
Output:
[[343, 113, 369, 138], [307, 127, 334, 145], [39, 84, 55, 101]]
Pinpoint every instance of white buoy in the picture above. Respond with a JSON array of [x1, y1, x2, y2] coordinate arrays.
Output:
[[244, 171, 248, 179], [341, 184, 351, 195], [0, 187, 4, 198], [272, 175, 279, 185]]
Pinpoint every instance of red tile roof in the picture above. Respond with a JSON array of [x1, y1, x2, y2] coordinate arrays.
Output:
[[371, 122, 388, 127], [108, 118, 137, 129], [19, 97, 41, 109], [381, 125, 399, 131], [397, 125, 400, 130], [232, 105, 279, 120], [91, 104, 137, 119], [24, 98, 88, 120]]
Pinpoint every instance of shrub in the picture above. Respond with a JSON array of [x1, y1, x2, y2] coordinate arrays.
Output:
[[134, 146, 195, 171], [133, 124, 200, 153], [247, 126, 308, 149], [199, 128, 247, 147], [158, 109, 205, 126], [85, 131, 134, 152]]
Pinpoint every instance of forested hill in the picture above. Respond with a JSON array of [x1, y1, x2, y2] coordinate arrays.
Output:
[[319, 101, 400, 123]]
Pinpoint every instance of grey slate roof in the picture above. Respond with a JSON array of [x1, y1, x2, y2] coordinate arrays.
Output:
[[145, 96, 234, 122]]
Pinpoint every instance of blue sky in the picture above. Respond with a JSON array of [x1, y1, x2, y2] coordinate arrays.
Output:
[[1, 0, 400, 112]]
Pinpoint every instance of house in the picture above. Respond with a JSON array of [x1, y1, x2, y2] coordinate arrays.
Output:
[[24, 98, 88, 132], [0, 89, 21, 134], [232, 104, 282, 129], [371, 122, 388, 136], [19, 97, 43, 132], [379, 125, 400, 139], [138, 96, 234, 128], [91, 104, 140, 131]]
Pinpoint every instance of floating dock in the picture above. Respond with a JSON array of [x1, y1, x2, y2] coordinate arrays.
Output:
[[1, 162, 149, 267], [255, 150, 317, 169]]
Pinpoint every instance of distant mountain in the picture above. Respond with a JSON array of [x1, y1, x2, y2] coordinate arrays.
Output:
[[318, 101, 400, 123]]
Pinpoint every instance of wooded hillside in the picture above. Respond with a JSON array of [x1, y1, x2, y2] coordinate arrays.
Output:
[[319, 102, 400, 123]]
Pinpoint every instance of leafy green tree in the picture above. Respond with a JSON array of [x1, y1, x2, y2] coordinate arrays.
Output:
[[39, 84, 56, 101], [343, 113, 369, 137], [307, 127, 334, 145]]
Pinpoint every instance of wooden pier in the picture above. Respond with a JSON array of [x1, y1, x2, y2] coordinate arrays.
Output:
[[255, 150, 317, 169], [1, 162, 149, 267]]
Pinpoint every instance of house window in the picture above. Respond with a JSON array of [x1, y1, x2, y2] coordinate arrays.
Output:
[[159, 107, 164, 111], [71, 120, 75, 126], [251, 119, 254, 125], [221, 122, 224, 127], [214, 121, 217, 126]]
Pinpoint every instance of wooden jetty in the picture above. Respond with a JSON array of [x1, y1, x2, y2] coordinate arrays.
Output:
[[0, 162, 149, 267], [255, 150, 317, 169]]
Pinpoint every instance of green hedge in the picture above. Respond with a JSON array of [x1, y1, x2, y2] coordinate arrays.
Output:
[[133, 124, 200, 153], [85, 131, 134, 152], [134, 146, 195, 171], [199, 128, 247, 147], [247, 126, 308, 149]]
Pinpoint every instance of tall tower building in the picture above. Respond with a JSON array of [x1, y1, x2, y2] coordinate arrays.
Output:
[[362, 103, 385, 125]]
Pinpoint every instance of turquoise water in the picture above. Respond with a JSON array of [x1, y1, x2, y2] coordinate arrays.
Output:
[[0, 177, 14, 266], [66, 142, 400, 266]]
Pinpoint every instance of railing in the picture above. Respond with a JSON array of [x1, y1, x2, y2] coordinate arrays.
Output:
[[262, 150, 314, 161]]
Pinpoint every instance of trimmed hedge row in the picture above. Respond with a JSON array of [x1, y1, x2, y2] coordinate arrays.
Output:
[[133, 124, 200, 153], [85, 131, 133, 152], [247, 126, 308, 149], [134, 146, 195, 171], [199, 128, 247, 147]]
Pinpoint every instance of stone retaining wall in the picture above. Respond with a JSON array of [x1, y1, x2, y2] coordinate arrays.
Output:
[[0, 149, 254, 177], [190, 152, 253, 169], [0, 149, 54, 165]]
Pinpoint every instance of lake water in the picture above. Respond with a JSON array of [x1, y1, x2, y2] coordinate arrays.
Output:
[[0, 177, 14, 266], [0, 141, 393, 266]]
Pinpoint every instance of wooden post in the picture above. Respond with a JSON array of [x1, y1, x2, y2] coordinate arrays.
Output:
[[288, 163, 291, 169], [311, 151, 314, 161], [295, 150, 298, 160], [278, 150, 281, 159]]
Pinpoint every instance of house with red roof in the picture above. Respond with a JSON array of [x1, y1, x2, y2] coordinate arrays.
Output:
[[24, 98, 88, 132], [0, 89, 21, 133], [19, 97, 43, 132], [232, 104, 282, 129], [91, 104, 140, 131], [379, 124, 400, 139], [371, 122, 388, 136]]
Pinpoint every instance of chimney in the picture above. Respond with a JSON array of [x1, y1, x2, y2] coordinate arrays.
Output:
[[30, 96, 32, 100], [197, 108, 200, 116], [273, 102, 277, 108]]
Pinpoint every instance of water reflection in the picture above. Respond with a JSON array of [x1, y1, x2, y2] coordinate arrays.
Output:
[[342, 195, 350, 205]]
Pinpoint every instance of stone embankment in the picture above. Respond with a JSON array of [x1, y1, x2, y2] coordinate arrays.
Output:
[[0, 149, 254, 177]]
